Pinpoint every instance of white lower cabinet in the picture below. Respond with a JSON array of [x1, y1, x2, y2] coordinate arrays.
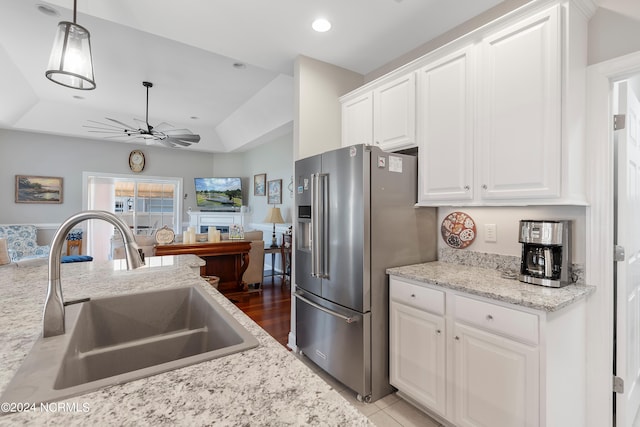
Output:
[[389, 275, 586, 427], [390, 300, 446, 416], [453, 322, 539, 427]]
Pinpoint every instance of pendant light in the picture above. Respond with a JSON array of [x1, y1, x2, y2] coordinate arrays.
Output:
[[45, 0, 96, 90]]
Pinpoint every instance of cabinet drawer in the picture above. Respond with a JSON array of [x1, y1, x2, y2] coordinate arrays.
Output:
[[390, 278, 444, 315], [454, 295, 538, 345]]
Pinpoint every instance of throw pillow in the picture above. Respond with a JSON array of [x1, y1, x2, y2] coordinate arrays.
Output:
[[0, 238, 10, 265]]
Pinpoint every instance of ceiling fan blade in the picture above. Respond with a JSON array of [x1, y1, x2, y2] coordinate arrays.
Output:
[[106, 118, 140, 131], [86, 130, 132, 135], [158, 138, 191, 147], [166, 134, 201, 143], [85, 119, 128, 131], [153, 122, 174, 132], [84, 125, 129, 133]]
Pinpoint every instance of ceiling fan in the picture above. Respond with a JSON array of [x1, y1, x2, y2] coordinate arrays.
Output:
[[85, 81, 201, 148]]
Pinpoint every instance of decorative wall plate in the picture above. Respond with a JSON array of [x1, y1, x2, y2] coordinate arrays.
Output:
[[155, 226, 175, 245], [441, 211, 476, 249]]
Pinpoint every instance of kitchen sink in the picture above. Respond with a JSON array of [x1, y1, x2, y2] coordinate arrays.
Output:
[[1, 285, 259, 405]]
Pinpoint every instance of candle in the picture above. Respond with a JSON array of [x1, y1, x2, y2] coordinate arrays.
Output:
[[208, 227, 217, 242], [216, 230, 221, 242]]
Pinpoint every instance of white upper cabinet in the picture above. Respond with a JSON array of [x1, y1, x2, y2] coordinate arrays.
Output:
[[373, 73, 416, 151], [341, 73, 416, 151], [342, 0, 590, 206], [417, 46, 474, 202], [341, 92, 373, 147], [477, 6, 561, 201]]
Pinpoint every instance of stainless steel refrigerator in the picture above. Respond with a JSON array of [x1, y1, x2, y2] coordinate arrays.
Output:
[[294, 144, 436, 403]]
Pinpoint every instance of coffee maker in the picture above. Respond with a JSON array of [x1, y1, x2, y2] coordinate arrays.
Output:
[[518, 220, 571, 288]]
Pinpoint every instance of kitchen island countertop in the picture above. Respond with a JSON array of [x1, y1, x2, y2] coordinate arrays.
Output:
[[0, 256, 371, 426], [387, 261, 595, 312]]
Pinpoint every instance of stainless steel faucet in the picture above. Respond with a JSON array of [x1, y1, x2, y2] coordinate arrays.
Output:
[[43, 210, 144, 337]]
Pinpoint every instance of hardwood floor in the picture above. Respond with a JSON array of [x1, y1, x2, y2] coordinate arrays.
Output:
[[220, 275, 292, 348]]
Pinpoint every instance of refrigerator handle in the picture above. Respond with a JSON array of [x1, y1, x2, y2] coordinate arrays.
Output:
[[295, 291, 357, 324], [311, 173, 329, 279], [319, 173, 329, 277], [311, 173, 321, 277]]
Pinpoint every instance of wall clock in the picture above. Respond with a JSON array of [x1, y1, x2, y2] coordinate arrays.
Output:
[[129, 150, 145, 173]]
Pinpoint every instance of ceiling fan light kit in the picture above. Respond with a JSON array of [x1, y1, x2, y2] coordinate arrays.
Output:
[[85, 81, 201, 148], [45, 0, 96, 90]]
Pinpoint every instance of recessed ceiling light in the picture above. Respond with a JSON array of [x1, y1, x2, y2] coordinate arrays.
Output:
[[73, 95, 85, 100], [190, 116, 199, 120], [36, 4, 59, 17], [312, 18, 332, 33], [233, 62, 246, 69]]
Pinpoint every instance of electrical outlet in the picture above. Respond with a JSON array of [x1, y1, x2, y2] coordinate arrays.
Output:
[[485, 224, 497, 242]]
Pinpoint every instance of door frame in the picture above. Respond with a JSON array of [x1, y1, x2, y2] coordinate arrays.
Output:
[[586, 50, 640, 427]]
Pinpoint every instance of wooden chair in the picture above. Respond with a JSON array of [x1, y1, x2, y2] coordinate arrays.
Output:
[[280, 234, 292, 285]]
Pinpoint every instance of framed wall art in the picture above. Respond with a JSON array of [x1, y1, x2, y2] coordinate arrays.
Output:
[[254, 173, 266, 196], [267, 179, 282, 205], [15, 175, 63, 204]]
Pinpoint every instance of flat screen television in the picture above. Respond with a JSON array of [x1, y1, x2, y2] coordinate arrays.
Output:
[[194, 177, 243, 211]]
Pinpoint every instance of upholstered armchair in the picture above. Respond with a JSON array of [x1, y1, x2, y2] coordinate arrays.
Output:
[[0, 225, 50, 262]]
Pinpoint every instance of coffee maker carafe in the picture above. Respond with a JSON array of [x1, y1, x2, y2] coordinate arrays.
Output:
[[518, 220, 571, 288]]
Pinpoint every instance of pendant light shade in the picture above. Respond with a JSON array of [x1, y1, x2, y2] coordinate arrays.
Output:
[[45, 1, 95, 90]]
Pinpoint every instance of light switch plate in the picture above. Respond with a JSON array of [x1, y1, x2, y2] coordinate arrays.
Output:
[[485, 224, 497, 242]]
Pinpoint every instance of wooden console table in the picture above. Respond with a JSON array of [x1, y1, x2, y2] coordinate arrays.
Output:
[[155, 240, 252, 291]]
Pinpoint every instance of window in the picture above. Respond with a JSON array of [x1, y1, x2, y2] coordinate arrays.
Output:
[[84, 172, 183, 261]]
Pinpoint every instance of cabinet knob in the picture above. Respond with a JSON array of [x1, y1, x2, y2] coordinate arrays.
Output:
[[464, 185, 470, 191], [482, 184, 488, 190], [410, 294, 416, 298], [486, 314, 494, 321], [454, 336, 460, 340], [436, 329, 442, 334]]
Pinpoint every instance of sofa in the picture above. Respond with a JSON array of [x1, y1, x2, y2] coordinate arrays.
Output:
[[0, 225, 50, 262]]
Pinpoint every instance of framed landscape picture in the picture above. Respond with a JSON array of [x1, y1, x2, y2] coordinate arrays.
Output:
[[267, 179, 282, 205], [254, 173, 266, 196], [15, 175, 63, 204]]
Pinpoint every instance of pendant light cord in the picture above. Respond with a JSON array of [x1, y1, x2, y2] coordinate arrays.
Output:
[[73, 0, 77, 24]]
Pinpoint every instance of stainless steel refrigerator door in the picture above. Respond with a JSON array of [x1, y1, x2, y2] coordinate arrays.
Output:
[[321, 145, 369, 312], [295, 290, 371, 398], [295, 154, 322, 297]]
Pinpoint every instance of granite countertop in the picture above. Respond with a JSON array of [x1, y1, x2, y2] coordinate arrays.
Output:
[[387, 261, 595, 312], [0, 256, 371, 426]]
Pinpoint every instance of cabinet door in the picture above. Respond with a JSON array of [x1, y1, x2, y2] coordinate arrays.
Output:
[[373, 73, 416, 152], [453, 322, 539, 427], [477, 5, 561, 200], [417, 47, 474, 203], [390, 301, 446, 416], [341, 92, 373, 147]]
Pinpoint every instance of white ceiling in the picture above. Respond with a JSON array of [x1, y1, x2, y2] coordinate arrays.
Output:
[[0, 0, 635, 153]]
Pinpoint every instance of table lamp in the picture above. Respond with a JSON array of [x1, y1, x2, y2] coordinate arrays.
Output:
[[263, 206, 285, 248]]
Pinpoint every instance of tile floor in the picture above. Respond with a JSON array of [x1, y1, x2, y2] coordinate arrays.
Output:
[[297, 355, 444, 427]]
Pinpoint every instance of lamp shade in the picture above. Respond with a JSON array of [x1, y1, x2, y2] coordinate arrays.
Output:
[[263, 207, 285, 224], [45, 21, 96, 90]]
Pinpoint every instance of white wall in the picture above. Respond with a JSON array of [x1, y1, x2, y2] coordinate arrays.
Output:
[[588, 8, 640, 66], [242, 131, 294, 226], [0, 128, 294, 245], [0, 128, 215, 227], [294, 55, 363, 161], [437, 206, 586, 262]]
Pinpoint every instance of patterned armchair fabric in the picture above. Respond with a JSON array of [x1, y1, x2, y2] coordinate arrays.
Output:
[[0, 225, 50, 262]]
